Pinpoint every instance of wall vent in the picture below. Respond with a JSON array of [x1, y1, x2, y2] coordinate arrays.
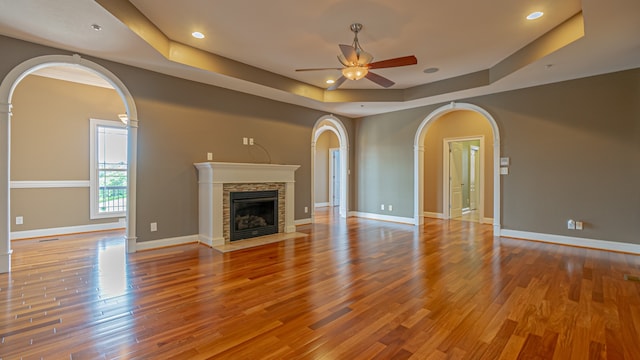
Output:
[[624, 274, 640, 282]]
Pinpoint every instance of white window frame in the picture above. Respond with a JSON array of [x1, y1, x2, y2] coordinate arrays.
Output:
[[90, 118, 127, 219]]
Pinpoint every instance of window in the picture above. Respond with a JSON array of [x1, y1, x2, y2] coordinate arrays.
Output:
[[90, 119, 127, 219]]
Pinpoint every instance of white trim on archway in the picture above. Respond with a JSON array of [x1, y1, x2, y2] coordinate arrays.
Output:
[[0, 54, 139, 273], [414, 102, 501, 234], [311, 115, 349, 221]]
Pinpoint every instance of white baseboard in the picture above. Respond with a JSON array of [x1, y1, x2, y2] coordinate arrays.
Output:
[[424, 212, 444, 219], [500, 229, 640, 255], [314, 202, 330, 208], [295, 218, 312, 226], [136, 234, 199, 251], [348, 211, 414, 225], [482, 217, 494, 225], [11, 220, 125, 240]]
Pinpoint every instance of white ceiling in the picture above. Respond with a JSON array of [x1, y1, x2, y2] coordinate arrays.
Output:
[[0, 0, 639, 117]]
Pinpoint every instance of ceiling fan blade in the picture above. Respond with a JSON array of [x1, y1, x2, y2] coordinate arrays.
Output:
[[295, 67, 342, 72], [339, 44, 358, 65], [365, 71, 395, 88], [327, 76, 347, 91], [368, 55, 417, 69]]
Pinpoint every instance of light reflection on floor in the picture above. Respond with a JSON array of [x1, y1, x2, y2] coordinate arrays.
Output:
[[97, 238, 127, 299]]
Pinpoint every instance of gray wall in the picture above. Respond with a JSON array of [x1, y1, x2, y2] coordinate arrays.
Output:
[[0, 35, 355, 243], [2, 34, 639, 246], [355, 68, 640, 244]]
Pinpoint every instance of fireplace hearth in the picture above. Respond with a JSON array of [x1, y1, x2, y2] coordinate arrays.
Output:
[[230, 190, 278, 241]]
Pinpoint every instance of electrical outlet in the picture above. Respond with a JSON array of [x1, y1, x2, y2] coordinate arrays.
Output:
[[381, 204, 385, 211], [243, 137, 248, 145], [150, 222, 157, 232], [567, 219, 576, 230], [304, 206, 308, 213], [16, 216, 23, 225], [207, 152, 213, 161], [388, 205, 393, 211], [249, 138, 254, 145], [575, 221, 583, 230]]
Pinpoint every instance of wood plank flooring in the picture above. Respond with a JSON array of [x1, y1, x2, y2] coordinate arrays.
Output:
[[1, 209, 639, 359]]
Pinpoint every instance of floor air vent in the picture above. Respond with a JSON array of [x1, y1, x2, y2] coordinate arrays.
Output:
[[624, 274, 640, 282]]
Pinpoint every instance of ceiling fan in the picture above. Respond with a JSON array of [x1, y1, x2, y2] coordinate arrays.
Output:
[[296, 23, 417, 90]]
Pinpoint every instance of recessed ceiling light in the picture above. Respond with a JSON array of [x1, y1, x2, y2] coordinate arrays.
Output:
[[326, 79, 335, 84], [423, 67, 439, 74], [192, 31, 205, 39], [91, 24, 102, 31], [527, 11, 544, 20]]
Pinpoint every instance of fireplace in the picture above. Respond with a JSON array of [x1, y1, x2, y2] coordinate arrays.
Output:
[[194, 162, 300, 247], [230, 190, 278, 241]]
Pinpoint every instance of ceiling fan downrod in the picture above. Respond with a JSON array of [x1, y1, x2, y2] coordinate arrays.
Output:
[[350, 23, 365, 53]]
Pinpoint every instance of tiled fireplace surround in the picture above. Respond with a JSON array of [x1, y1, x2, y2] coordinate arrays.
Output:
[[194, 162, 300, 247]]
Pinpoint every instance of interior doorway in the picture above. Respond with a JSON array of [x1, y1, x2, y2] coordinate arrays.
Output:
[[413, 102, 500, 234], [311, 115, 349, 222], [313, 131, 339, 210], [445, 138, 482, 222], [0, 54, 139, 273], [329, 148, 340, 207]]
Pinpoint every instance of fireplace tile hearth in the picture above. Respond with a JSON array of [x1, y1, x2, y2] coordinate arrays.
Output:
[[211, 232, 309, 253]]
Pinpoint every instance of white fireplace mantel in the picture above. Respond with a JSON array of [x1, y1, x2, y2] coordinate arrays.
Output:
[[194, 162, 300, 247]]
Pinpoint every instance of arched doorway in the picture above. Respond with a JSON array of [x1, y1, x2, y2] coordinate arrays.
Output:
[[0, 54, 139, 273], [414, 102, 501, 234], [311, 115, 349, 221]]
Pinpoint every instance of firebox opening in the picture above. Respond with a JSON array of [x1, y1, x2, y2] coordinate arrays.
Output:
[[230, 190, 278, 241]]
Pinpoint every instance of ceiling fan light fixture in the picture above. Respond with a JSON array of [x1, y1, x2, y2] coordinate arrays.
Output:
[[342, 66, 368, 80]]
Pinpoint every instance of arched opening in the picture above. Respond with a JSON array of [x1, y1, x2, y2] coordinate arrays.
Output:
[[311, 115, 349, 222], [414, 102, 501, 234], [0, 54, 139, 273], [314, 131, 340, 210]]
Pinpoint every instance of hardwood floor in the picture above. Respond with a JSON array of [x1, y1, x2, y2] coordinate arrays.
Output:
[[1, 209, 639, 359]]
